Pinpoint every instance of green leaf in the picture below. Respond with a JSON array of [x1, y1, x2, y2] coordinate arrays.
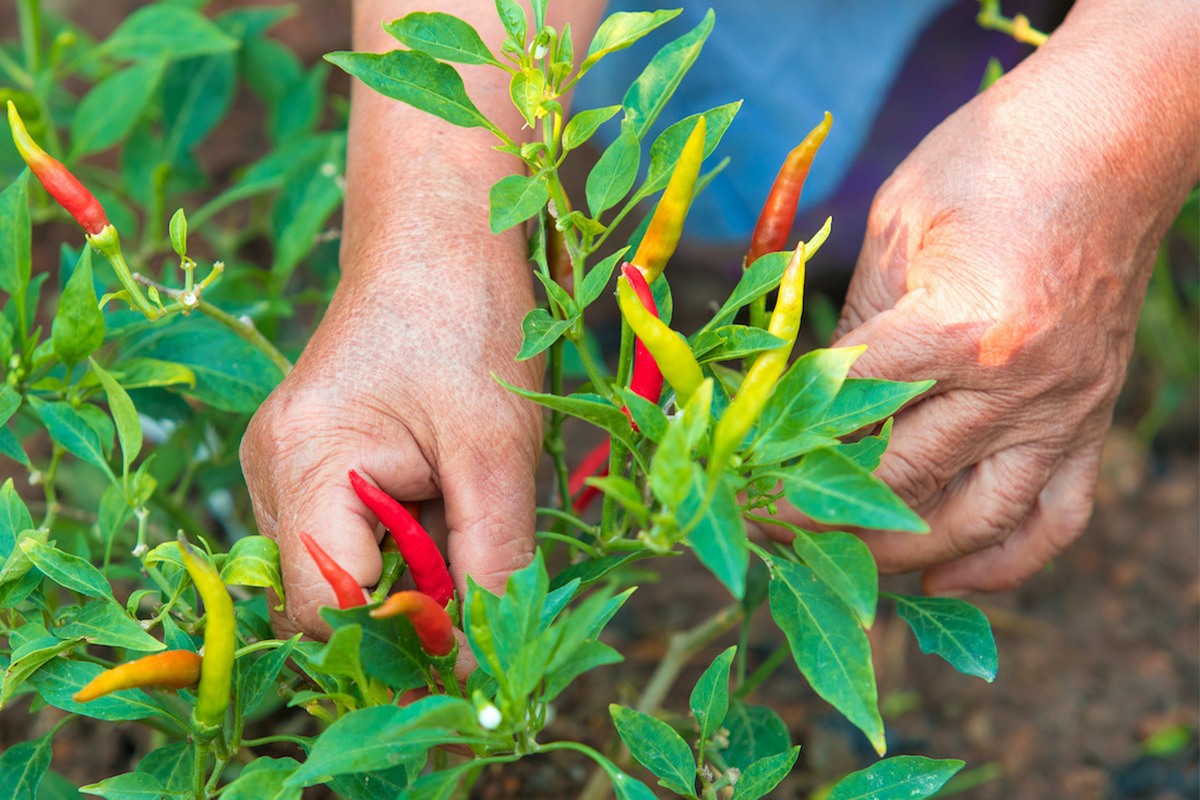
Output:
[[0, 724, 56, 800], [0, 173, 31, 321], [562, 105, 621, 152], [543, 639, 623, 703], [271, 135, 344, 286], [89, 359, 141, 479], [0, 477, 33, 559], [219, 757, 301, 800], [325, 50, 490, 130], [888, 593, 998, 682], [825, 756, 964, 800], [789, 528, 878, 629], [494, 0, 527, 47], [56, 599, 164, 652], [749, 347, 864, 462], [101, 5, 240, 61], [509, 69, 545, 128], [235, 636, 298, 717], [637, 102, 741, 201], [321, 606, 429, 693], [613, 387, 667, 442], [384, 12, 499, 65], [168, 210, 187, 258], [162, 53, 237, 161], [55, 304, 110, 381], [488, 173, 549, 234], [20, 540, 112, 600], [29, 658, 170, 721], [0, 427, 29, 467], [774, 448, 928, 533], [692, 326, 786, 365], [690, 646, 735, 743], [136, 741, 194, 795], [297, 624, 366, 688], [621, 10, 713, 140], [267, 62, 328, 147], [681, 468, 747, 599], [813, 378, 936, 438], [70, 56, 168, 158], [240, 34, 303, 110], [496, 381, 637, 453], [77, 773, 168, 800], [578, 247, 627, 309], [582, 10, 681, 72], [285, 698, 482, 786], [517, 308, 575, 361], [833, 418, 892, 472], [91, 358, 196, 390], [220, 536, 284, 603], [549, 551, 647, 592], [731, 746, 801, 800], [27, 398, 113, 476], [719, 701, 790, 772], [610, 705, 697, 798], [2, 637, 81, 710], [769, 559, 884, 755], [587, 126, 640, 217]]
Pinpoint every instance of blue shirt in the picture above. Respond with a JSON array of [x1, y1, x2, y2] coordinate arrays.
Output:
[[573, 0, 958, 242]]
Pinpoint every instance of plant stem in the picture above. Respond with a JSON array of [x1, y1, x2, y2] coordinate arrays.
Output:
[[16, 0, 42, 75], [579, 603, 745, 800], [547, 339, 570, 515], [192, 741, 208, 800], [38, 444, 63, 530], [976, 0, 1048, 45], [568, 327, 611, 400], [735, 642, 789, 700]]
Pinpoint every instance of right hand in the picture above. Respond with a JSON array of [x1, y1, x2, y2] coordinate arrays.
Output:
[[240, 247, 543, 642]]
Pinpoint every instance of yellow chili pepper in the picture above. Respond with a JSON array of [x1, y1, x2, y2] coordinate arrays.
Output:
[[73, 650, 202, 703], [711, 242, 808, 471], [178, 537, 235, 740], [631, 116, 706, 283], [616, 271, 704, 406]]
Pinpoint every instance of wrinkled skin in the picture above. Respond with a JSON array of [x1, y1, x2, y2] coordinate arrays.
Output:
[[754, 0, 1199, 594]]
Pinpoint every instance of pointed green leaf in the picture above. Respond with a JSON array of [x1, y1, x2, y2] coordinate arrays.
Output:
[[731, 745, 801, 800], [775, 448, 928, 533], [610, 705, 697, 798], [56, 599, 164, 651], [833, 417, 892, 472], [586, 126, 640, 217], [787, 527, 878, 629], [101, 5, 239, 61], [750, 347, 865, 460], [0, 173, 31, 324], [888, 593, 998, 681], [168, 209, 187, 258], [0, 724, 56, 800], [692, 325, 786, 364], [384, 12, 499, 65], [582, 10, 681, 72], [489, 173, 549, 234], [770, 559, 884, 754], [27, 398, 113, 476], [70, 56, 168, 158], [2, 636, 82, 710], [813, 378, 936, 438], [20, 539, 112, 600], [690, 646, 735, 743], [621, 10, 713, 140], [0, 478, 32, 559], [681, 468, 747, 599], [720, 701, 789, 771], [517, 309, 575, 361], [30, 658, 171, 722], [136, 741, 195, 795], [578, 247, 627, 308], [637, 102, 741, 201], [826, 756, 964, 800], [219, 757, 301, 800], [78, 772, 168, 800], [325, 50, 490, 130], [220, 536, 283, 603], [509, 69, 545, 128], [563, 105, 621, 152], [89, 359, 141, 478]]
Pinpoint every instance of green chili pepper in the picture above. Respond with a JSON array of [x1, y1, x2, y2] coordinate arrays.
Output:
[[178, 536, 235, 741], [616, 269, 704, 406], [631, 116, 706, 283]]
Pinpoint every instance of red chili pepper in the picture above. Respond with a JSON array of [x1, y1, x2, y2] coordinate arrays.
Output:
[[298, 531, 367, 609], [7, 101, 109, 236], [621, 264, 664, 409], [370, 590, 456, 657], [745, 112, 832, 267], [74, 650, 202, 703], [569, 439, 611, 514], [349, 469, 454, 607]]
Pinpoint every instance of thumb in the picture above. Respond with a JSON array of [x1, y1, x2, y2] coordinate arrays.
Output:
[[443, 436, 539, 599]]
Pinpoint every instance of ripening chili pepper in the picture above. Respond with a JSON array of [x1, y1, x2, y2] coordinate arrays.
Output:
[[711, 242, 809, 471], [349, 470, 454, 607], [617, 269, 704, 406], [569, 438, 611, 514], [631, 116, 706, 283], [299, 531, 367, 609], [178, 537, 235, 741], [745, 112, 832, 267], [7, 101, 109, 236], [73, 650, 202, 703], [623, 264, 664, 408], [371, 590, 456, 657]]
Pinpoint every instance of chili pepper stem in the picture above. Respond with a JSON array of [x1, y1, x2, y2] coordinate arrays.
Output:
[[567, 323, 613, 401], [88, 227, 161, 320]]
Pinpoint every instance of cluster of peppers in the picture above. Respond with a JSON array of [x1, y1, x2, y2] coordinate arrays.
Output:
[[569, 112, 832, 508]]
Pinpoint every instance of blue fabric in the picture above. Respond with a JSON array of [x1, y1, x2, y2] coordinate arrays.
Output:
[[573, 0, 958, 242]]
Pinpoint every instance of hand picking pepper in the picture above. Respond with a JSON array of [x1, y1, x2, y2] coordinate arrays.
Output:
[[569, 439, 611, 514], [617, 265, 704, 406], [631, 116, 706, 283], [299, 531, 367, 609], [711, 240, 813, 471], [73, 650, 202, 703], [745, 112, 832, 267], [178, 536, 235, 741], [349, 469, 454, 607], [7, 101, 109, 236], [371, 590, 456, 657]]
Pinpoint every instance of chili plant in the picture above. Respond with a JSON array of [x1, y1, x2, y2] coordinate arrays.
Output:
[[0, 2, 1005, 799]]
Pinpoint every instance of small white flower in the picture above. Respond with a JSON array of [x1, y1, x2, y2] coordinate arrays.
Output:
[[478, 704, 502, 730]]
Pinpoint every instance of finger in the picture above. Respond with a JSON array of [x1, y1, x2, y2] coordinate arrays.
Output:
[[444, 431, 540, 598], [834, 207, 918, 338], [861, 442, 1060, 575], [832, 304, 982, 392], [921, 443, 1101, 594]]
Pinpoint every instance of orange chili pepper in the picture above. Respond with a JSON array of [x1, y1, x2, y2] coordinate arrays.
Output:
[[74, 650, 202, 702]]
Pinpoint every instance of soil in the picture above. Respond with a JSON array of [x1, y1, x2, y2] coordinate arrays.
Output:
[[1, 3, 1196, 800]]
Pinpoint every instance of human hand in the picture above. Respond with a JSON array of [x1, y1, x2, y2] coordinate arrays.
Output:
[[759, 2, 1197, 592], [240, 241, 542, 643]]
